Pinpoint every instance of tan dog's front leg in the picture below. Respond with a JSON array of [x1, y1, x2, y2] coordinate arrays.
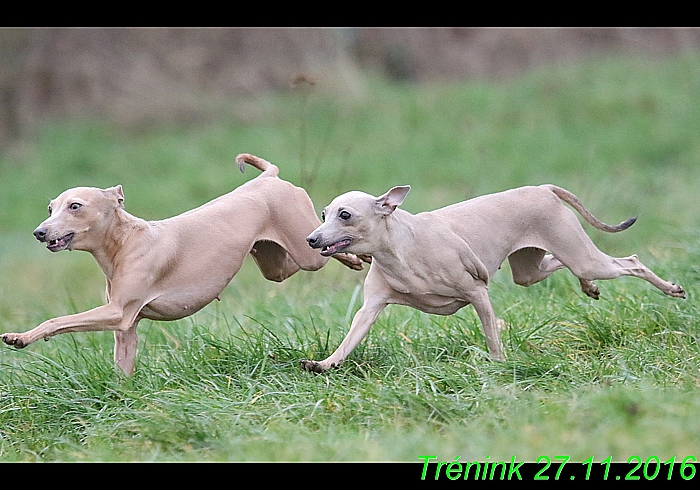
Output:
[[301, 298, 387, 373], [114, 323, 139, 375], [2, 303, 132, 348], [470, 287, 506, 361]]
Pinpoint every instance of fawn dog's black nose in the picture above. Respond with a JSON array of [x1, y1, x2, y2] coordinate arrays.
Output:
[[306, 235, 319, 248], [34, 228, 48, 242]]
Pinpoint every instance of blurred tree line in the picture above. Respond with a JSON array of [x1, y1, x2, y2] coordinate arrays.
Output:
[[1, 28, 699, 147]]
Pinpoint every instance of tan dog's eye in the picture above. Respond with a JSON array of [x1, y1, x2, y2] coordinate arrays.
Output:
[[47, 205, 52, 216], [69, 203, 82, 211], [321, 211, 325, 222], [339, 210, 351, 220]]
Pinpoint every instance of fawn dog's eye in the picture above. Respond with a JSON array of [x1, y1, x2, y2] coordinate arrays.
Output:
[[69, 202, 82, 211], [47, 205, 52, 216], [339, 210, 351, 220], [321, 211, 325, 222]]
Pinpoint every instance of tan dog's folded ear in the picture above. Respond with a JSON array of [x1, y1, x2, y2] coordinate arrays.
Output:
[[375, 185, 411, 215], [105, 185, 125, 207]]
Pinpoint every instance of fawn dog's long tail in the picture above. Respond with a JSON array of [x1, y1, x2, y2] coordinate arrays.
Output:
[[545, 184, 637, 233], [235, 153, 279, 178]]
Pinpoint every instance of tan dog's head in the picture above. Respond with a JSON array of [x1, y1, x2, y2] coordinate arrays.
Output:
[[33, 185, 125, 253], [306, 186, 411, 256]]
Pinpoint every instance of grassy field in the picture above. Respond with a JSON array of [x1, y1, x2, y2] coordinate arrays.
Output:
[[1, 53, 699, 463]]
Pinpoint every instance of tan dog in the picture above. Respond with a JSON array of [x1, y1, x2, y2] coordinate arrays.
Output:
[[301, 184, 685, 373], [2, 154, 364, 375]]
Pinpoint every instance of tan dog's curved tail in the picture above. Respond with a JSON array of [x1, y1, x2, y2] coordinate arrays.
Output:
[[235, 153, 279, 178], [545, 184, 637, 233]]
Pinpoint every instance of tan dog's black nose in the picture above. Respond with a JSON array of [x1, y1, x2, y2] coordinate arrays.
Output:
[[34, 228, 48, 242], [306, 234, 320, 248]]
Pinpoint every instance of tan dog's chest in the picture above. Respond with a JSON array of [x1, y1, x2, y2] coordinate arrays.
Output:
[[370, 262, 470, 315]]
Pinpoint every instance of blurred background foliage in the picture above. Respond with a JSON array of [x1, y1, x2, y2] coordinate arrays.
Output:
[[2, 28, 700, 144]]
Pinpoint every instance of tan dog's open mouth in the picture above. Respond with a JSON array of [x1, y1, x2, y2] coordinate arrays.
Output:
[[46, 232, 75, 252], [321, 238, 353, 256]]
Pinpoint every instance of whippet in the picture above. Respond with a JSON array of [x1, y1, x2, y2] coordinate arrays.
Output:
[[301, 184, 685, 372], [2, 154, 365, 375]]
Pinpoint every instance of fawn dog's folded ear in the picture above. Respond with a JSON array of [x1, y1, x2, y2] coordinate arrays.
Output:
[[105, 185, 125, 207]]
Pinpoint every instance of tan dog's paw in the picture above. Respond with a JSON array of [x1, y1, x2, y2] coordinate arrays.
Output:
[[670, 283, 686, 299], [2, 333, 27, 348], [356, 254, 372, 264], [333, 253, 368, 271], [579, 279, 601, 300], [300, 359, 326, 373], [300, 359, 340, 374]]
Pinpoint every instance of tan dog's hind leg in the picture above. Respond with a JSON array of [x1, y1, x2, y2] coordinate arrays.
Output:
[[508, 248, 601, 299], [508, 248, 565, 287], [550, 222, 686, 297], [250, 240, 302, 282], [562, 253, 684, 298], [549, 208, 685, 297], [605, 254, 685, 297], [511, 207, 685, 299], [470, 287, 506, 360], [265, 186, 365, 273]]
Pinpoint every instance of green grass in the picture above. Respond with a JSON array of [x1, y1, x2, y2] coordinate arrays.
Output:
[[1, 53, 700, 462]]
